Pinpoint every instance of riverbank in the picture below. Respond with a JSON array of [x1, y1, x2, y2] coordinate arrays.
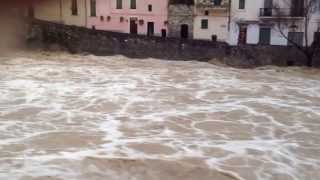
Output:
[[27, 20, 320, 68]]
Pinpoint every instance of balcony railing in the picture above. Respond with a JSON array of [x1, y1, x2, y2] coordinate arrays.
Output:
[[259, 8, 304, 18], [196, 3, 229, 9], [195, 0, 228, 8]]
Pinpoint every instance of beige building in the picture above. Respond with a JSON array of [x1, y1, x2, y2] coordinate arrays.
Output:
[[33, 0, 60, 22], [32, 0, 87, 27], [193, 0, 230, 42]]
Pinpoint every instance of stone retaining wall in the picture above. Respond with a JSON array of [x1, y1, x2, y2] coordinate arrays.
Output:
[[27, 20, 319, 68]]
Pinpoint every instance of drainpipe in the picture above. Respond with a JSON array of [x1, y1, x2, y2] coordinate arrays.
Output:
[[228, 0, 231, 31], [59, 0, 63, 23], [84, 0, 88, 27]]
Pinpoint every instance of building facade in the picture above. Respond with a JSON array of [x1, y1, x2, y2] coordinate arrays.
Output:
[[168, 0, 195, 39], [31, 0, 87, 27], [32, 0, 61, 23], [193, 0, 230, 42], [228, 0, 320, 46], [20, 0, 320, 47], [87, 0, 168, 36], [62, 0, 87, 26]]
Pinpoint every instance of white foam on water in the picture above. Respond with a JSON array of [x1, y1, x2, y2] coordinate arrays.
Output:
[[0, 52, 320, 180]]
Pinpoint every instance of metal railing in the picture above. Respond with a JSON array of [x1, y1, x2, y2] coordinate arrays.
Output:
[[259, 8, 304, 18]]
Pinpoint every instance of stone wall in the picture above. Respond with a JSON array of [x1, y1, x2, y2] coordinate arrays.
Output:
[[27, 20, 319, 68], [168, 5, 194, 39], [29, 20, 227, 61], [227, 45, 310, 67]]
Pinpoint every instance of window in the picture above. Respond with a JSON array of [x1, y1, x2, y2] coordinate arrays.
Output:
[[201, 19, 208, 29], [213, 0, 222, 6], [264, 0, 273, 8], [71, 0, 78, 16], [291, 0, 304, 16], [148, 4, 152, 12], [239, 0, 245, 9], [259, 27, 271, 45], [116, 0, 122, 9], [90, 0, 96, 16], [131, 0, 136, 9], [204, 10, 209, 15]]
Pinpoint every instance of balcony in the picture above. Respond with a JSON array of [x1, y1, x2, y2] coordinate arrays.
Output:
[[195, 2, 229, 16], [195, 0, 229, 9], [259, 8, 304, 19]]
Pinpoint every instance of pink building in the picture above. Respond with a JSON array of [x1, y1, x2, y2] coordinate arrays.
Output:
[[87, 0, 168, 37]]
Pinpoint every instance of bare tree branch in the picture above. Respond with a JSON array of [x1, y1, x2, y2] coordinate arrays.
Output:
[[272, 0, 318, 66]]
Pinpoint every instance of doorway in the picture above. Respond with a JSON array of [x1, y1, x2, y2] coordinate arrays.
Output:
[[288, 32, 303, 46], [180, 24, 189, 39], [238, 25, 247, 44], [130, 18, 138, 34], [161, 29, 167, 38], [147, 22, 154, 36], [314, 32, 320, 45], [259, 27, 271, 45]]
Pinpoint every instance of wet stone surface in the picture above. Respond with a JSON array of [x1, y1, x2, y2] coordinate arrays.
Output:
[[0, 51, 320, 180]]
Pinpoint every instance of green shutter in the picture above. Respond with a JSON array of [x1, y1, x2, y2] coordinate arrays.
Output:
[[201, 19, 208, 29], [259, 28, 271, 45]]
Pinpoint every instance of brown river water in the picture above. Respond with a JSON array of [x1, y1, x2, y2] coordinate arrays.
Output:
[[0, 51, 320, 180]]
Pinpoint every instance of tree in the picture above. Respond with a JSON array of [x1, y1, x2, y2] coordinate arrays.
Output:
[[272, 0, 319, 67]]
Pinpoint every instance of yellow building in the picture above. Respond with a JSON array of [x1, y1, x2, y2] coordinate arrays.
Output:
[[33, 0, 87, 27]]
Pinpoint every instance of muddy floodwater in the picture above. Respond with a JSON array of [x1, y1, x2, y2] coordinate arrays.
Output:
[[0, 51, 320, 180]]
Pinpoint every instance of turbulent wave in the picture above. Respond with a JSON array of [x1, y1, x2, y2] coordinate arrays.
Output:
[[0, 51, 320, 180]]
